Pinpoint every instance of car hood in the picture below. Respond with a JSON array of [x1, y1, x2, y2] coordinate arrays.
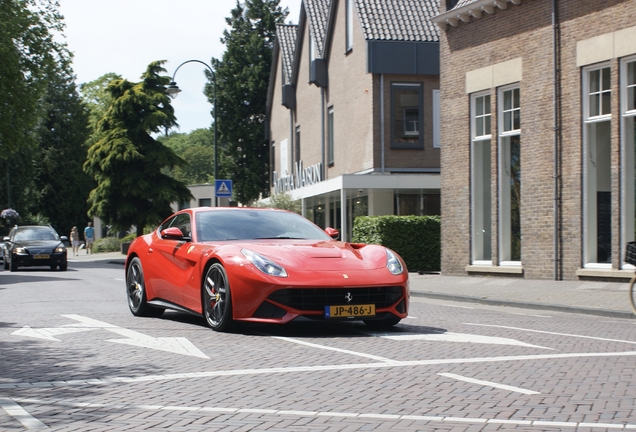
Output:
[[235, 240, 388, 272]]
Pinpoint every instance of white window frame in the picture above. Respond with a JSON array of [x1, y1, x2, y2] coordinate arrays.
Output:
[[433, 89, 441, 148], [621, 56, 636, 268], [346, 0, 354, 51], [582, 63, 612, 268], [403, 107, 420, 136], [498, 84, 521, 266], [471, 91, 492, 265]]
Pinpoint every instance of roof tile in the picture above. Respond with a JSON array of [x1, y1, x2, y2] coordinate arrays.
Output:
[[356, 0, 440, 42]]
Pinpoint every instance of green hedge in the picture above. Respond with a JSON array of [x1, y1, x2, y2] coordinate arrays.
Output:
[[352, 215, 440, 272]]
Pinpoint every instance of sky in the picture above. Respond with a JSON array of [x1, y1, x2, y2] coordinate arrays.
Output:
[[58, 0, 301, 134]]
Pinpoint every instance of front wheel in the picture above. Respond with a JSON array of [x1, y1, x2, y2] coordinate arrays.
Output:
[[9, 258, 18, 272], [202, 263, 234, 332], [629, 273, 636, 316], [126, 257, 164, 317]]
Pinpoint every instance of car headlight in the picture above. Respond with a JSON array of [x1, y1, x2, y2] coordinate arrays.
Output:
[[386, 249, 404, 275], [241, 248, 288, 277], [55, 245, 66, 253], [14, 247, 27, 254]]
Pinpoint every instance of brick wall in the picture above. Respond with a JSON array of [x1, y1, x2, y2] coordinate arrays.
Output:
[[439, 0, 634, 279]]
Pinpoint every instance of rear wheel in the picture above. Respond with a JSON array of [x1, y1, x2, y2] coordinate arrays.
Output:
[[363, 316, 401, 329], [126, 257, 164, 317], [203, 263, 234, 332]]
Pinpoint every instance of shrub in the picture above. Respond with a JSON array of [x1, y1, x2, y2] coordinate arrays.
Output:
[[352, 215, 441, 272], [93, 236, 121, 253]]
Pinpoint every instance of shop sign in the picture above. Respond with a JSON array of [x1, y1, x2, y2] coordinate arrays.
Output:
[[273, 161, 323, 194]]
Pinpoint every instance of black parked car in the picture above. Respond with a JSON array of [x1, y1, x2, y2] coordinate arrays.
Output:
[[3, 225, 68, 271]]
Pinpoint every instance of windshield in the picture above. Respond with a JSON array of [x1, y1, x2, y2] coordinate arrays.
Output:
[[195, 210, 331, 242], [14, 227, 59, 242]]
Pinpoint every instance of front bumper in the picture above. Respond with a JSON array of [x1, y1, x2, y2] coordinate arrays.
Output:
[[12, 251, 67, 267]]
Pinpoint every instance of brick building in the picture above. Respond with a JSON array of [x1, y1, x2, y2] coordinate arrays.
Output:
[[433, 0, 636, 280], [266, 0, 441, 241]]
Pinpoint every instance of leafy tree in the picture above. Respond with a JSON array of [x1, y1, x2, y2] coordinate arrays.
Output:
[[160, 128, 216, 185], [84, 61, 193, 237], [33, 70, 92, 237], [208, 0, 287, 204], [0, 0, 68, 160], [80, 73, 122, 144]]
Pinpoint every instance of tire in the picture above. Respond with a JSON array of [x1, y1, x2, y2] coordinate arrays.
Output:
[[126, 257, 164, 318], [363, 316, 401, 329], [202, 263, 234, 332], [9, 258, 18, 272], [59, 262, 67, 271], [629, 273, 636, 316], [3, 259, 8, 270], [50, 264, 57, 270]]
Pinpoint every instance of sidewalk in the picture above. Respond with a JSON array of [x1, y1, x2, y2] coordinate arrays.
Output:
[[409, 273, 635, 319], [69, 251, 635, 319]]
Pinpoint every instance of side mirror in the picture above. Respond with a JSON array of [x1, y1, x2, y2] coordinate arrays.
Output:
[[2, 236, 9, 242], [325, 227, 340, 240], [60, 236, 69, 241], [160, 227, 191, 241]]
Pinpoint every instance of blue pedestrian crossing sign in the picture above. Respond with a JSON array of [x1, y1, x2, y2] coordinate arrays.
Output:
[[215, 179, 233, 197]]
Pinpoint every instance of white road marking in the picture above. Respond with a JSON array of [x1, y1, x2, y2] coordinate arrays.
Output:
[[438, 304, 474, 309], [464, 323, 636, 345], [2, 350, 635, 390], [12, 325, 96, 341], [273, 336, 397, 362], [10, 314, 209, 359], [438, 372, 540, 395], [506, 312, 552, 318], [0, 398, 48, 429], [10, 397, 636, 430], [378, 332, 553, 350]]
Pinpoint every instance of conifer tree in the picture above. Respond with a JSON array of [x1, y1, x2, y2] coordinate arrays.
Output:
[[84, 61, 192, 236], [208, 0, 287, 204]]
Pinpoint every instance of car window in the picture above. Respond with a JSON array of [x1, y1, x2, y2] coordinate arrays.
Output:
[[158, 216, 176, 233], [196, 210, 331, 242], [13, 227, 59, 241], [169, 213, 191, 238]]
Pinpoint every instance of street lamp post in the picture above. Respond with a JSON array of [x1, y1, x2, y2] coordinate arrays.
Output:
[[165, 60, 218, 205]]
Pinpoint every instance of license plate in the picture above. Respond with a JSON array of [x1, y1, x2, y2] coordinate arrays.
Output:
[[325, 304, 375, 318], [34, 254, 50, 259]]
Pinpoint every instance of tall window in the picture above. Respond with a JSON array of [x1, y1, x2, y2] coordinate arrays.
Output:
[[295, 126, 301, 165], [499, 85, 521, 264], [346, 0, 353, 51], [433, 89, 441, 148], [583, 65, 612, 266], [471, 92, 492, 263], [622, 57, 636, 268], [270, 141, 276, 184], [328, 107, 334, 166], [391, 83, 423, 149]]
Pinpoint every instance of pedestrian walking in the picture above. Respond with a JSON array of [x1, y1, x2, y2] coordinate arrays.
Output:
[[84, 221, 95, 254], [70, 226, 80, 256]]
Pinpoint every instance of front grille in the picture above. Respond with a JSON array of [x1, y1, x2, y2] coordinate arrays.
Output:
[[28, 249, 53, 255], [268, 287, 404, 311]]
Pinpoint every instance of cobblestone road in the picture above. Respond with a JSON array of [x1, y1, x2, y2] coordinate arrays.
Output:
[[1, 262, 636, 431]]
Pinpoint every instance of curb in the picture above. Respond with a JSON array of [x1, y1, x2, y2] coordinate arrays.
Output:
[[410, 291, 635, 320]]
